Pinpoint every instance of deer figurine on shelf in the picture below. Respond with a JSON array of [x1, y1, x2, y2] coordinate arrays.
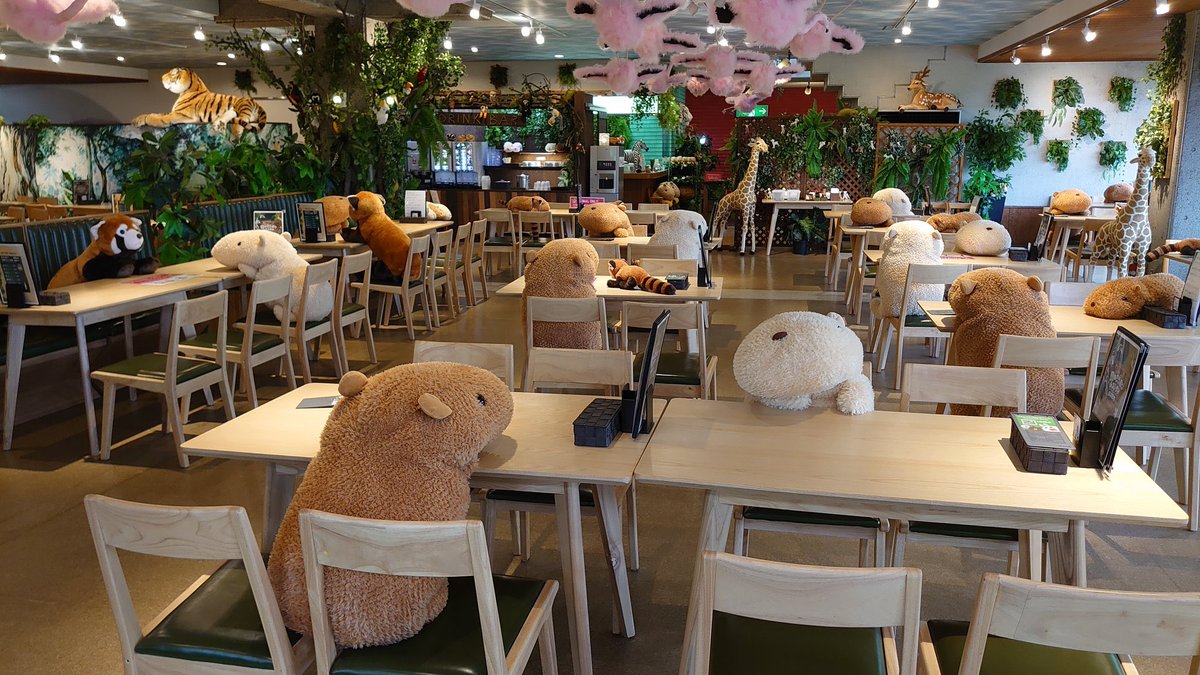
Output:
[[899, 67, 960, 111]]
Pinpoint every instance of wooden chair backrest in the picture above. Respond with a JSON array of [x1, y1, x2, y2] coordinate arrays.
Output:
[[450, 222, 472, 261], [46, 205, 70, 219], [403, 234, 432, 288], [1138, 336, 1200, 368], [14, 195, 33, 203], [1044, 282, 1100, 306], [524, 347, 633, 392], [467, 218, 488, 257], [968, 196, 982, 213], [301, 259, 339, 321], [245, 276, 293, 354], [431, 228, 455, 269], [638, 203, 670, 212], [298, 511, 506, 675], [36, 196, 59, 204], [84, 494, 296, 673], [525, 296, 609, 350], [628, 243, 678, 262], [625, 211, 661, 226], [26, 204, 50, 220], [957, 573, 1200, 675], [339, 250, 373, 307], [5, 206, 25, 220], [995, 335, 1100, 418], [170, 290, 229, 381], [413, 340, 515, 391], [518, 210, 553, 229], [900, 363, 1026, 416], [897, 263, 969, 319], [589, 242, 621, 262], [695, 552, 921, 675], [640, 258, 697, 277]]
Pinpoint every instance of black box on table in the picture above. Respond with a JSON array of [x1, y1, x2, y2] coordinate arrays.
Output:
[[1141, 305, 1187, 329], [1009, 413, 1073, 475], [573, 398, 622, 447], [1007, 247, 1029, 262], [665, 273, 690, 291]]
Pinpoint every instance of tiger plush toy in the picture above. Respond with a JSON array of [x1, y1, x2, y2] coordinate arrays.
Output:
[[133, 67, 266, 139], [48, 214, 159, 289]]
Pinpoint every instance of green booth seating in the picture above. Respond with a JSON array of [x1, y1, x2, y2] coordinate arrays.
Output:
[[191, 192, 315, 250], [21, 211, 156, 291]]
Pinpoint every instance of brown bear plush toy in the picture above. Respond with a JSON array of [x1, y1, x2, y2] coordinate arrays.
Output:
[[1083, 273, 1183, 319], [522, 238, 602, 349], [579, 201, 633, 238], [345, 191, 421, 279], [268, 365, 514, 648], [946, 268, 1062, 417], [316, 196, 351, 236]]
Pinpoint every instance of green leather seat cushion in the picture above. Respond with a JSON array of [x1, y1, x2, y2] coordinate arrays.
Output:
[[135, 560, 301, 669], [255, 310, 330, 331], [743, 507, 882, 529], [709, 612, 886, 675], [484, 236, 515, 246], [908, 522, 1019, 542], [183, 329, 284, 355], [330, 575, 545, 675], [486, 486, 595, 508], [926, 620, 1122, 675], [94, 352, 220, 383], [1121, 390, 1192, 433], [342, 303, 366, 317], [634, 352, 703, 386], [903, 313, 936, 328]]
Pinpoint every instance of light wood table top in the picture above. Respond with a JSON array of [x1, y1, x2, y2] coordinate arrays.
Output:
[[158, 255, 322, 286], [762, 198, 853, 207], [288, 234, 370, 255], [865, 249, 1063, 277], [399, 220, 455, 238], [0, 274, 219, 324], [496, 275, 723, 301], [583, 236, 652, 247], [636, 398, 1187, 528], [918, 300, 1200, 338]]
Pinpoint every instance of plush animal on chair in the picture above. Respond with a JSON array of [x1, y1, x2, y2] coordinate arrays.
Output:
[[344, 191, 422, 280], [48, 214, 159, 289], [650, 181, 681, 207], [872, 188, 913, 218], [1083, 274, 1183, 319], [211, 230, 333, 322], [946, 268, 1061, 417], [608, 259, 675, 294], [649, 210, 706, 262], [1147, 239, 1200, 262], [522, 239, 603, 349], [506, 196, 550, 213], [1104, 183, 1133, 203], [955, 219, 1011, 256], [0, 0, 119, 44], [927, 211, 981, 233], [132, 67, 266, 140], [712, 136, 769, 254], [578, 201, 633, 238], [733, 311, 874, 414], [268, 364, 514, 648], [425, 202, 452, 221], [1093, 146, 1155, 279], [869, 220, 944, 320], [1047, 189, 1092, 215], [850, 198, 893, 228], [316, 196, 351, 236]]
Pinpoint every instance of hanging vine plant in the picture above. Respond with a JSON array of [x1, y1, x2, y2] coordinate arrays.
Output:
[[1014, 109, 1045, 145], [1073, 107, 1106, 141], [1136, 15, 1185, 177], [489, 64, 509, 90], [1099, 141, 1127, 179], [1050, 77, 1083, 125], [1108, 76, 1136, 113], [1047, 139, 1071, 172], [794, 103, 833, 179], [557, 63, 578, 88], [992, 77, 1027, 110]]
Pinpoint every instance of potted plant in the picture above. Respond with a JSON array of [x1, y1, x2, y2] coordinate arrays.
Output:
[[963, 171, 1010, 221], [789, 212, 826, 255]]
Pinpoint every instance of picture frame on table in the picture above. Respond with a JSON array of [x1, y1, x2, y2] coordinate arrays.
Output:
[[297, 203, 327, 243], [0, 243, 40, 307], [1085, 327, 1149, 473], [253, 210, 285, 235], [1178, 254, 1200, 326]]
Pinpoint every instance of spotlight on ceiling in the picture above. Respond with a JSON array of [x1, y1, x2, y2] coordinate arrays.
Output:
[[804, 83, 812, 95], [706, 25, 716, 34], [116, 55, 125, 62], [555, 53, 564, 58], [111, 12, 126, 27], [217, 61, 227, 66], [1083, 18, 1096, 42], [1010, 50, 1020, 65], [260, 40, 271, 52], [717, 30, 728, 46], [470, 45, 478, 52], [443, 36, 453, 49], [48, 50, 61, 63], [0, 51, 6, 61], [894, 37, 902, 43], [469, 1, 480, 19], [535, 27, 545, 44], [1156, 1, 1169, 14], [1041, 35, 1051, 56], [901, 21, 912, 36], [521, 20, 532, 37], [927, 0, 938, 7], [70, 35, 83, 49], [194, 26, 205, 41], [227, 52, 236, 59]]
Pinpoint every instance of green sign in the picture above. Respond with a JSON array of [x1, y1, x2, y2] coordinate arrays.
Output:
[[736, 105, 769, 118]]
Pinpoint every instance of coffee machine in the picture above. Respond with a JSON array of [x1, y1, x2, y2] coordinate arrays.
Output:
[[589, 145, 622, 198]]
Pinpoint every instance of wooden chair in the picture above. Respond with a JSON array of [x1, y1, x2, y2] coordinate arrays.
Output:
[[465, 219, 489, 304], [893, 364, 1037, 578], [368, 234, 432, 341], [637, 203, 670, 212], [253, 259, 342, 384], [544, 201, 575, 238], [428, 228, 458, 325], [517, 211, 556, 263], [620, 302, 716, 400], [5, 206, 25, 221], [1061, 219, 1108, 281], [413, 340, 515, 391], [298, 511, 559, 675], [995, 335, 1100, 422], [180, 275, 296, 409], [46, 204, 70, 218], [876, 263, 971, 390], [25, 204, 50, 220], [14, 194, 32, 203], [625, 211, 661, 235], [36, 196, 58, 204], [694, 552, 922, 675], [335, 251, 377, 372], [919, 572, 1200, 675], [627, 243, 678, 262], [524, 295, 609, 357], [589, 242, 621, 271], [85, 495, 312, 674], [92, 290, 236, 467], [825, 211, 850, 289], [1045, 281, 1101, 306], [479, 208, 519, 275], [640, 258, 698, 277]]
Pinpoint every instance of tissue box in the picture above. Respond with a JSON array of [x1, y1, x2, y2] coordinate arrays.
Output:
[[1007, 247, 1029, 262], [665, 273, 690, 290], [1142, 305, 1187, 329], [1009, 413, 1072, 475], [573, 398, 622, 447]]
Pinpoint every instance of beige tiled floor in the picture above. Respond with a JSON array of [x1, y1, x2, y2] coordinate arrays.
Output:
[[1, 249, 1198, 674]]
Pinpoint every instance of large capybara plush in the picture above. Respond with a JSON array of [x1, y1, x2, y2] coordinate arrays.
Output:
[[870, 220, 945, 320], [850, 198, 893, 228], [946, 268, 1061, 417], [872, 188, 914, 217], [268, 365, 514, 648], [955, 219, 1012, 256], [1048, 189, 1092, 215], [506, 195, 550, 212], [648, 210, 705, 262], [578, 201, 633, 238], [211, 230, 332, 322], [316, 195, 351, 235], [1083, 273, 1183, 319], [522, 238, 602, 349], [1104, 183, 1133, 203], [345, 191, 421, 279], [927, 211, 981, 233]]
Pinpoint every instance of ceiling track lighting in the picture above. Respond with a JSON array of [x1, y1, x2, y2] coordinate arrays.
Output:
[[48, 50, 60, 63], [716, 29, 728, 46], [193, 26, 205, 41], [0, 50, 7, 61], [901, 20, 912, 36], [116, 55, 125, 61], [927, 0, 939, 7], [111, 12, 126, 27], [521, 19, 532, 37], [894, 37, 902, 43], [70, 35, 83, 49], [535, 26, 545, 44], [1082, 17, 1096, 42], [1156, 1, 1169, 14], [469, 0, 480, 19], [1041, 35, 1051, 57], [1009, 50, 1020, 64], [227, 52, 236, 59], [706, 24, 716, 34]]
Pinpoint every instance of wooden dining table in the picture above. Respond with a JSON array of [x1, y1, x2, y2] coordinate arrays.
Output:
[[864, 249, 1065, 280], [918, 300, 1200, 338], [496, 275, 723, 302], [761, 198, 853, 256], [635, 398, 1188, 674]]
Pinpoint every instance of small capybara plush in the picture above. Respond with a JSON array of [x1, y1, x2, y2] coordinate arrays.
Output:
[[578, 201, 634, 238], [850, 198, 893, 228], [268, 365, 514, 648], [506, 195, 550, 212], [955, 219, 1012, 256], [1083, 273, 1183, 319], [872, 188, 914, 217], [522, 238, 602, 349], [927, 211, 981, 233], [345, 191, 421, 279], [425, 201, 452, 221], [1048, 189, 1092, 215], [946, 268, 1061, 417]]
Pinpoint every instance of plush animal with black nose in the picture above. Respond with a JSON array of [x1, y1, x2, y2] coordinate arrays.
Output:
[[1083, 273, 1183, 319], [955, 219, 1012, 256], [48, 214, 159, 289], [211, 230, 333, 322]]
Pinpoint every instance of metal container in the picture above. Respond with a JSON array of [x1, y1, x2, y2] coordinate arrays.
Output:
[[518, 174, 529, 189]]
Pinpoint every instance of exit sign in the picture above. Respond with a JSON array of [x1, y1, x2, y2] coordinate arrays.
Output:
[[736, 105, 768, 118]]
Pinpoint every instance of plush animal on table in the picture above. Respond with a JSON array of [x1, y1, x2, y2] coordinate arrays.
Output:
[[788, 13, 865, 59], [522, 239, 602, 349], [733, 311, 874, 414], [506, 195, 550, 213], [211, 230, 333, 322], [869, 220, 944, 320], [955, 219, 1011, 256], [425, 202, 452, 221], [316, 196, 351, 236], [1083, 273, 1183, 319], [1105, 183, 1133, 203], [578, 201, 633, 238], [268, 365, 514, 648], [345, 191, 421, 280], [394, 0, 458, 17], [0, 0, 119, 44], [850, 198, 893, 228], [713, 136, 769, 255], [649, 209, 706, 263], [650, 181, 681, 207], [132, 68, 266, 140], [946, 268, 1060, 417], [927, 211, 981, 233], [872, 188, 913, 218], [565, 0, 683, 58], [1147, 239, 1200, 262], [48, 214, 159, 289], [1047, 189, 1092, 215], [898, 67, 960, 111], [1093, 146, 1155, 279], [608, 259, 675, 294]]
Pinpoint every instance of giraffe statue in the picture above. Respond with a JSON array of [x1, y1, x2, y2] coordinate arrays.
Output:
[[1094, 146, 1154, 279], [713, 136, 769, 255]]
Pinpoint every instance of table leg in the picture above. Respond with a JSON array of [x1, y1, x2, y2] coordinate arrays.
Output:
[[75, 318, 99, 458], [263, 462, 304, 553], [3, 322, 25, 451], [844, 235, 867, 318], [158, 305, 173, 352], [1021, 529, 1043, 581], [678, 491, 734, 675], [555, 481, 591, 675], [766, 206, 779, 256], [595, 485, 635, 638]]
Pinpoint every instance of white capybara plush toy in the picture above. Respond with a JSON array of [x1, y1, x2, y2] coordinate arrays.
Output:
[[211, 230, 333, 322], [872, 187, 914, 217], [648, 210, 707, 262], [870, 220, 945, 320], [955, 219, 1012, 256], [733, 311, 874, 415]]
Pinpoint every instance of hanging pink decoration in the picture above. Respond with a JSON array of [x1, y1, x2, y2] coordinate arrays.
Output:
[[706, 0, 817, 49], [575, 58, 661, 95], [686, 73, 710, 97], [0, 0, 119, 44], [566, 0, 684, 55], [789, 13, 864, 59]]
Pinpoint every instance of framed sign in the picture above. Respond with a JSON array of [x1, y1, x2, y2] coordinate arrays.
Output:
[[297, 203, 326, 243], [404, 190, 427, 221], [0, 243, 39, 307], [1179, 254, 1200, 325], [1090, 327, 1149, 473], [253, 210, 285, 235]]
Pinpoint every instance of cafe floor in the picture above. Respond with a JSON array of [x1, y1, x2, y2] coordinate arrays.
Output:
[[2, 250, 1198, 674]]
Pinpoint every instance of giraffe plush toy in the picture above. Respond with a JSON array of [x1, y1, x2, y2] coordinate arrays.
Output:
[[1093, 146, 1154, 279], [713, 137, 769, 255]]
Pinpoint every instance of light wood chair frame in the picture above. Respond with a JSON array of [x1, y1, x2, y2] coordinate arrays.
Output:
[[876, 263, 971, 390], [251, 259, 341, 384], [464, 219, 489, 305], [524, 295, 610, 357], [366, 234, 432, 341], [1044, 281, 1102, 306], [639, 258, 698, 277], [335, 250, 377, 372], [626, 243, 678, 263], [636, 203, 670, 212], [620, 301, 716, 400], [993, 334, 1101, 423], [625, 211, 662, 235], [413, 340, 515, 391], [479, 208, 519, 275], [517, 211, 556, 264], [428, 228, 458, 325]]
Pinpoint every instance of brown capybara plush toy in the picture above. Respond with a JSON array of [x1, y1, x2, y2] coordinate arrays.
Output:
[[579, 201, 633, 238], [522, 238, 602, 349], [316, 195, 351, 236], [1104, 183, 1133, 203], [506, 195, 550, 212], [927, 211, 981, 233], [268, 365, 514, 648], [946, 268, 1062, 417], [1048, 189, 1092, 215], [849, 197, 893, 228], [1083, 273, 1183, 319], [345, 191, 421, 279], [425, 201, 452, 221]]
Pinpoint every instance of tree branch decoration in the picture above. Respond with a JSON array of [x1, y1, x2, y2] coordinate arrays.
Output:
[[1073, 107, 1106, 141], [1015, 109, 1045, 145], [1135, 14, 1185, 177], [1046, 139, 1071, 172], [1108, 76, 1136, 113], [991, 77, 1027, 110], [1099, 140, 1127, 179], [1050, 77, 1083, 126]]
